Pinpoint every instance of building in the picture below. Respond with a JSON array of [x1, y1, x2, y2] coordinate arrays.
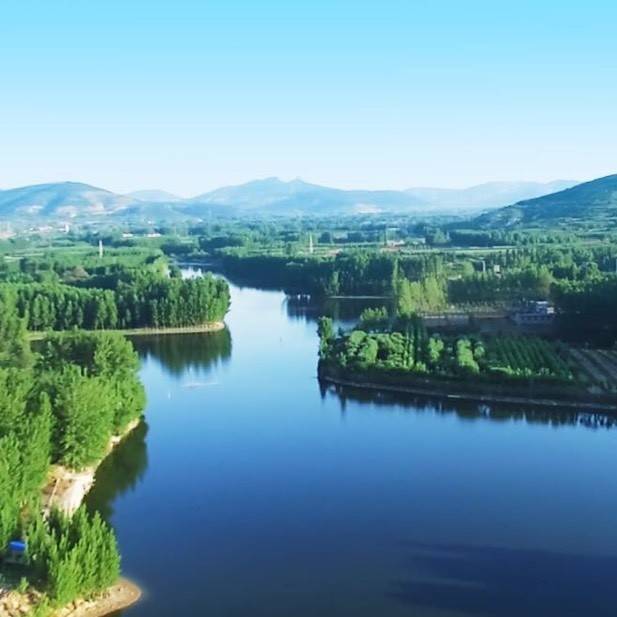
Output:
[[512, 301, 555, 326]]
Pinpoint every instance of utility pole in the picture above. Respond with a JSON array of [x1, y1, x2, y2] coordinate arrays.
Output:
[[308, 233, 314, 255], [98, 239, 104, 259]]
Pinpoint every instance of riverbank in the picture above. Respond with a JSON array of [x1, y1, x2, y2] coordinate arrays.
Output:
[[55, 578, 141, 617], [319, 369, 617, 412], [0, 578, 141, 617], [0, 421, 145, 617], [28, 321, 225, 341], [42, 418, 142, 514]]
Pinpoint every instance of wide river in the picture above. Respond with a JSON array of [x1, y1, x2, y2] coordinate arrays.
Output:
[[87, 272, 617, 617]]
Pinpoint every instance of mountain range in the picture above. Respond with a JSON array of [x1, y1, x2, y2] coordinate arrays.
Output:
[[475, 174, 617, 227], [0, 177, 580, 220]]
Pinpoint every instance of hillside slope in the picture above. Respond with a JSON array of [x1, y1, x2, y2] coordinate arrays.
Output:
[[474, 174, 617, 227], [0, 182, 132, 217], [189, 177, 426, 214], [407, 180, 576, 209]]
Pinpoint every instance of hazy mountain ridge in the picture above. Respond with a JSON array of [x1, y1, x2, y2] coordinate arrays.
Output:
[[190, 178, 426, 215], [0, 177, 586, 220], [406, 180, 576, 209], [126, 189, 183, 203], [475, 174, 617, 227]]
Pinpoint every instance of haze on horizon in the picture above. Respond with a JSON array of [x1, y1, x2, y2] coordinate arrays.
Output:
[[1, 1, 615, 196]]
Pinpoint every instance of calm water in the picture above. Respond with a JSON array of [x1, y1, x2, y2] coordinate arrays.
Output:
[[87, 275, 617, 617]]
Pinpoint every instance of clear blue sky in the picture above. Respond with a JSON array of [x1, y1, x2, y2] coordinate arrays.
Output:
[[1, 0, 615, 195]]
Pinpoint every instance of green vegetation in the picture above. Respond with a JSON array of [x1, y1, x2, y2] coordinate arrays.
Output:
[[0, 292, 144, 610], [2, 203, 617, 609], [0, 247, 230, 331], [474, 174, 617, 229], [318, 317, 573, 384], [178, 218, 617, 343], [26, 508, 120, 606]]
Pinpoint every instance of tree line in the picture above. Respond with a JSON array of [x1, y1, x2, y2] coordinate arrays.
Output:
[[2, 271, 229, 331]]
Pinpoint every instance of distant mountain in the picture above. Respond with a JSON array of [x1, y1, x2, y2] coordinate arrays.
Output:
[[406, 180, 577, 210], [189, 177, 426, 215], [0, 182, 132, 218], [126, 189, 183, 203], [475, 174, 617, 227], [0, 177, 585, 220]]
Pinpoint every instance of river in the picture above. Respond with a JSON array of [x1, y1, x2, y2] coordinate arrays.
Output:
[[86, 273, 617, 617]]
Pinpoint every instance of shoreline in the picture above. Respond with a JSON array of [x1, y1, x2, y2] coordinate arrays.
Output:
[[320, 373, 617, 412], [0, 422, 145, 617], [28, 321, 225, 341], [0, 579, 141, 617], [42, 418, 142, 515], [54, 578, 141, 617]]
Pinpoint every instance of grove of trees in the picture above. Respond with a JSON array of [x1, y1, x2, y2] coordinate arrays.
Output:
[[318, 317, 574, 385], [0, 293, 144, 611], [0, 260, 230, 331]]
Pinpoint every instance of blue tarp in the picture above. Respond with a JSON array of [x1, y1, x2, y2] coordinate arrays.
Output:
[[8, 540, 26, 553]]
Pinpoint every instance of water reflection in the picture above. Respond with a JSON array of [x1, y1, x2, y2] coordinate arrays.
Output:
[[321, 382, 617, 430], [390, 541, 617, 617], [132, 329, 232, 377], [85, 421, 149, 521], [285, 294, 391, 326]]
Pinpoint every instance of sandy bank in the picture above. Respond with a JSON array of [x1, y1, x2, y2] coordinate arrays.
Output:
[[29, 321, 225, 341], [55, 578, 141, 617], [0, 579, 141, 617], [42, 418, 141, 515]]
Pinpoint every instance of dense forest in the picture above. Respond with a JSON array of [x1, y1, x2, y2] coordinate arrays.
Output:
[[0, 249, 230, 331], [0, 293, 145, 611]]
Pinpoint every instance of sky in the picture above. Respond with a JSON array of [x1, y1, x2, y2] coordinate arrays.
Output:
[[0, 0, 616, 196]]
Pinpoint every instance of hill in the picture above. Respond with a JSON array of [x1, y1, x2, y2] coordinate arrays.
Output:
[[189, 177, 426, 215], [0, 182, 132, 218], [475, 174, 617, 228], [407, 180, 576, 210]]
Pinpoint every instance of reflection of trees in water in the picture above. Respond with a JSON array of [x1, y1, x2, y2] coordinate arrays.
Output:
[[320, 382, 616, 430], [133, 329, 232, 376], [85, 421, 149, 521], [389, 540, 617, 617], [286, 295, 392, 326]]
